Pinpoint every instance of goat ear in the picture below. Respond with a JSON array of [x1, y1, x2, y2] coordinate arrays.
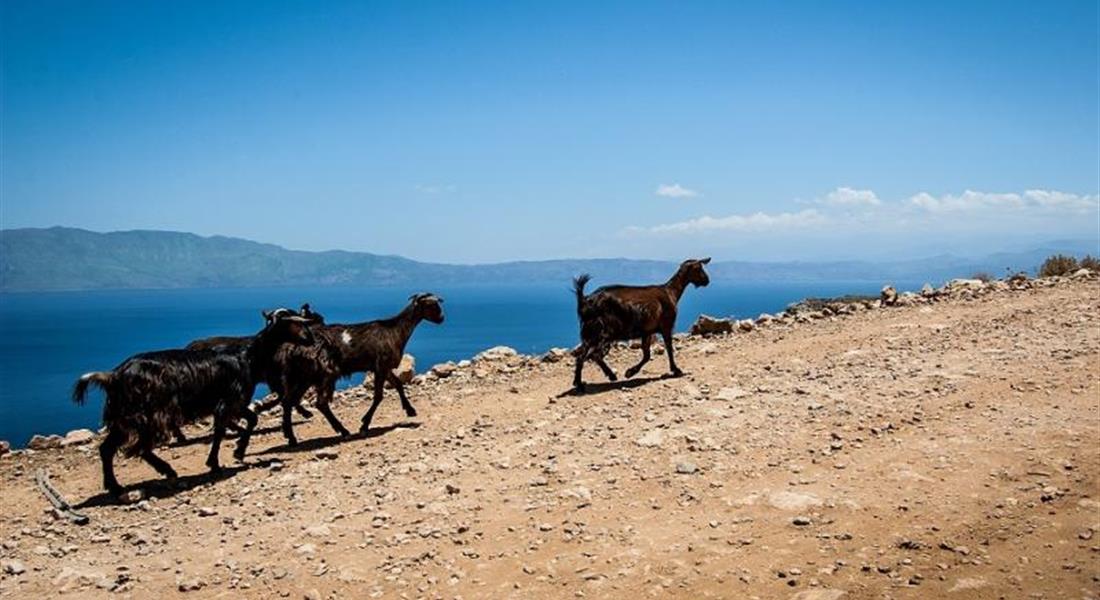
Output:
[[700, 257, 711, 264]]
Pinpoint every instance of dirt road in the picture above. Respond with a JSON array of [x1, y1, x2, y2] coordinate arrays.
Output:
[[1, 278, 1097, 599]]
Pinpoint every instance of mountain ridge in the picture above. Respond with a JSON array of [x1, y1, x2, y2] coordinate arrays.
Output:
[[0, 226, 1094, 292]]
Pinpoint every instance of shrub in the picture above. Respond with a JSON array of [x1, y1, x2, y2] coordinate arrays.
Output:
[[971, 272, 993, 283], [1038, 254, 1079, 278], [1080, 255, 1100, 272]]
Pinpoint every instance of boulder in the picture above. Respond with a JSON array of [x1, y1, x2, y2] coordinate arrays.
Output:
[[0, 440, 9, 456], [920, 283, 935, 297], [946, 278, 985, 293], [392, 354, 416, 384], [61, 429, 96, 447], [474, 346, 518, 361], [541, 348, 570, 363], [736, 319, 754, 333], [755, 313, 774, 325], [27, 434, 63, 450], [879, 285, 898, 307], [1070, 268, 1094, 279], [690, 314, 734, 336], [429, 362, 456, 378]]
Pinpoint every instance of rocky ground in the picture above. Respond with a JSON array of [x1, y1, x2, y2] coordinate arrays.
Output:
[[1, 276, 1098, 599]]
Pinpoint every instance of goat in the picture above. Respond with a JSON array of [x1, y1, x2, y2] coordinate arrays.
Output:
[[183, 304, 324, 435], [72, 309, 314, 497], [572, 258, 711, 392], [270, 293, 445, 445]]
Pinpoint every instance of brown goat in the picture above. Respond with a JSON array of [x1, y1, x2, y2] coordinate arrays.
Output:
[[572, 258, 711, 392]]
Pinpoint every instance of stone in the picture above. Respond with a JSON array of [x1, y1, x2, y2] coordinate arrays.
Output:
[[314, 449, 338, 460], [61, 428, 95, 446], [541, 348, 570, 363], [768, 491, 823, 511], [880, 285, 898, 307], [792, 516, 812, 526], [675, 462, 698, 475], [737, 319, 754, 332], [177, 576, 206, 592], [690, 314, 734, 336], [430, 363, 457, 378], [392, 354, 416, 384], [635, 430, 664, 448], [475, 346, 519, 361], [27, 434, 63, 450], [197, 507, 218, 517], [717, 387, 749, 401], [0, 440, 9, 456], [2, 559, 26, 575], [1070, 268, 1093, 279], [791, 589, 846, 600]]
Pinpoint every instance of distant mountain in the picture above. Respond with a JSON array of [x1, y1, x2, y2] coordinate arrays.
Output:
[[0, 227, 1095, 292]]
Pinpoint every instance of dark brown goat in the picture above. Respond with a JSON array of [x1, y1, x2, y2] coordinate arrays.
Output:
[[72, 310, 314, 496], [572, 258, 711, 392], [270, 293, 445, 445], [182, 304, 324, 439]]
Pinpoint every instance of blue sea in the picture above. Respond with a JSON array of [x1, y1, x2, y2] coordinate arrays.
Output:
[[0, 281, 912, 447]]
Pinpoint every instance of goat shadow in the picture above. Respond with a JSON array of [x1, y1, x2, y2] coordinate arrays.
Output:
[[169, 419, 311, 448], [257, 421, 422, 455], [558, 372, 683, 398], [74, 459, 275, 509]]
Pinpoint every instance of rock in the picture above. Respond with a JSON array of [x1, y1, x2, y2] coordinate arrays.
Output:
[[445, 483, 460, 495], [768, 491, 823, 511], [305, 590, 323, 600], [920, 282, 935, 297], [948, 577, 987, 592], [392, 354, 416, 384], [430, 362, 457, 378], [737, 319, 754, 332], [755, 313, 774, 325], [0, 440, 9, 456], [792, 516, 812, 526], [304, 524, 332, 538], [27, 434, 63, 450], [675, 461, 698, 474], [690, 314, 734, 336], [541, 348, 570, 363], [314, 449, 338, 460], [177, 576, 206, 592], [475, 346, 518, 361], [61, 428, 95, 446], [197, 506, 218, 517], [635, 430, 665, 448], [717, 387, 749, 401], [2, 559, 26, 575], [1070, 268, 1093, 279], [880, 286, 898, 307], [791, 590, 846, 600], [946, 278, 985, 292], [53, 567, 111, 592]]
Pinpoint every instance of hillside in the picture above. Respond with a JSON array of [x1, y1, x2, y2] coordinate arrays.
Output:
[[0, 274, 1097, 598], [1, 227, 1095, 291]]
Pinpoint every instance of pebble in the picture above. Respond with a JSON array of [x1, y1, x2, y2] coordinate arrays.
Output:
[[675, 462, 698, 475], [792, 516, 812, 526]]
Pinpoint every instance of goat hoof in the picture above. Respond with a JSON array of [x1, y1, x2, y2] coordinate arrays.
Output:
[[670, 369, 684, 378], [358, 425, 370, 435], [164, 470, 178, 481], [573, 384, 586, 395], [298, 408, 314, 419], [404, 408, 418, 418], [286, 438, 298, 447], [624, 368, 638, 379]]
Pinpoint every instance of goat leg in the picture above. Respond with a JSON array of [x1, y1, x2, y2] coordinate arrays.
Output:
[[388, 373, 417, 417], [140, 449, 178, 480], [661, 330, 683, 377], [359, 373, 387, 433], [624, 334, 653, 379], [233, 402, 257, 461], [316, 381, 351, 437], [593, 355, 618, 382], [205, 407, 228, 472], [572, 350, 587, 393], [99, 429, 125, 497]]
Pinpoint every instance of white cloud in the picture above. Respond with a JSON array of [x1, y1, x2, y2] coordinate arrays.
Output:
[[908, 189, 1098, 214], [625, 187, 1097, 239], [821, 186, 880, 206], [628, 209, 826, 235], [656, 183, 699, 198]]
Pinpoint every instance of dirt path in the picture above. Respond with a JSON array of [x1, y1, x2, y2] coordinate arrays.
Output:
[[1, 279, 1098, 599]]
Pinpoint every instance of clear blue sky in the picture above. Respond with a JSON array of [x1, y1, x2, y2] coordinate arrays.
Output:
[[2, 1, 1097, 263]]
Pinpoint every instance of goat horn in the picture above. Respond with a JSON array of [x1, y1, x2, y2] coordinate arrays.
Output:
[[701, 257, 711, 264]]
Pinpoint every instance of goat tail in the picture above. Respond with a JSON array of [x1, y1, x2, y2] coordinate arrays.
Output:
[[573, 274, 592, 315], [73, 371, 111, 406]]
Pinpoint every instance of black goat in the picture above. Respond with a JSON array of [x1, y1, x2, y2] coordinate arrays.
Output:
[[572, 258, 711, 392], [271, 293, 445, 445], [183, 304, 324, 436], [73, 309, 314, 496]]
